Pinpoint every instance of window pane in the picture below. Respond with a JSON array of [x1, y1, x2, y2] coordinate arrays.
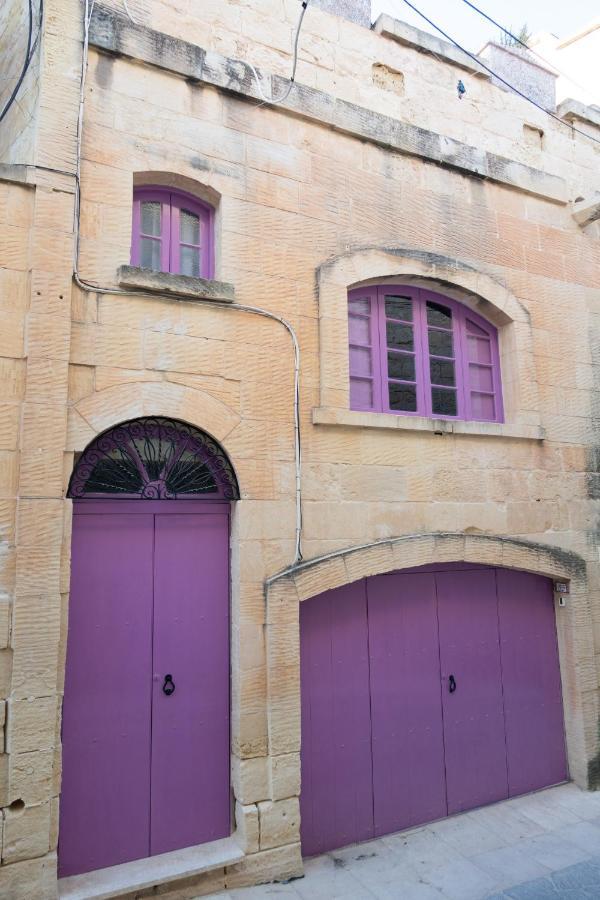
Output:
[[180, 245, 200, 277], [389, 383, 417, 412], [350, 377, 373, 408], [466, 317, 487, 336], [180, 208, 200, 244], [428, 329, 453, 357], [349, 297, 370, 315], [387, 321, 414, 351], [388, 352, 415, 381], [349, 316, 370, 344], [385, 296, 413, 321], [468, 336, 492, 364], [469, 364, 494, 392], [432, 387, 457, 416], [471, 392, 496, 420], [350, 345, 372, 377], [141, 201, 161, 236], [426, 301, 452, 328], [430, 358, 455, 386], [140, 236, 161, 271]]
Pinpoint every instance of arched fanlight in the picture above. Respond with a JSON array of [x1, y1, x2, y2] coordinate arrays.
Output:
[[68, 417, 239, 500]]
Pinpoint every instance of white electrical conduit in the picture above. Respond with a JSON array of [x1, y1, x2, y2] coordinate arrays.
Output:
[[73, 0, 304, 563], [247, 0, 310, 106]]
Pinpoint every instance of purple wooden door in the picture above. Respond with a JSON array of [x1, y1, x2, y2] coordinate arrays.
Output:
[[60, 501, 230, 878], [300, 564, 566, 856], [59, 513, 154, 877], [497, 569, 567, 796], [368, 572, 447, 835], [300, 582, 374, 856], [151, 513, 230, 854], [437, 569, 509, 814]]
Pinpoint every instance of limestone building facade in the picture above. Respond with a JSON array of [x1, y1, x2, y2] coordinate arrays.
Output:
[[0, 0, 600, 896]]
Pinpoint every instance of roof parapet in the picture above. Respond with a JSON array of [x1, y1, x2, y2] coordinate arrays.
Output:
[[373, 14, 490, 79]]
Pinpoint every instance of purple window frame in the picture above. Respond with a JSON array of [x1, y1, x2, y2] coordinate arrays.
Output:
[[348, 285, 504, 423], [131, 187, 214, 279]]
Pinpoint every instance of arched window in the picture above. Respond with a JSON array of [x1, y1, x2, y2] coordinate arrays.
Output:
[[348, 285, 504, 422], [131, 188, 214, 279], [68, 417, 239, 499]]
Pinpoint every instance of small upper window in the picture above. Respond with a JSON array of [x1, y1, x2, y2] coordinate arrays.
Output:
[[131, 187, 214, 279], [348, 285, 504, 422]]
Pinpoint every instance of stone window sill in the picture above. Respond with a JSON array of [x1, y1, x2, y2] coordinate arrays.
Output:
[[312, 407, 545, 441], [118, 265, 235, 303], [58, 835, 244, 900]]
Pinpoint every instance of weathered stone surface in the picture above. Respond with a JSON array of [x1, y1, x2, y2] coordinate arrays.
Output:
[[234, 801, 259, 854], [573, 195, 600, 228], [118, 265, 235, 303], [225, 842, 302, 889], [374, 14, 490, 77], [231, 755, 269, 805], [88, 6, 568, 202], [2, 801, 51, 863], [312, 0, 370, 27], [270, 753, 301, 801], [0, 852, 58, 900], [258, 798, 300, 850]]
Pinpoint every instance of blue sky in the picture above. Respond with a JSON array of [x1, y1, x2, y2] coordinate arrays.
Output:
[[371, 0, 599, 50]]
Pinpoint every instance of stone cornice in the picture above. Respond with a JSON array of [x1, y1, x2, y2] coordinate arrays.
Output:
[[373, 13, 491, 79], [89, 6, 568, 204], [557, 99, 600, 131]]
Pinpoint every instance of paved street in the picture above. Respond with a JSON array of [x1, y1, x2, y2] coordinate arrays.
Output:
[[212, 784, 600, 899]]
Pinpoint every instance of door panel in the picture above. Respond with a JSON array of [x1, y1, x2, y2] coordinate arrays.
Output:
[[300, 582, 373, 856], [151, 513, 230, 855], [368, 573, 447, 835], [60, 514, 154, 877], [497, 569, 567, 796], [436, 569, 509, 814]]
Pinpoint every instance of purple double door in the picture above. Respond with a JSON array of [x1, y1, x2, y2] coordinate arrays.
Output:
[[59, 501, 230, 878], [300, 564, 567, 856]]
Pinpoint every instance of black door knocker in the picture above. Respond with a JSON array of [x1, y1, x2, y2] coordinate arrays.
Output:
[[448, 674, 457, 694], [162, 673, 175, 696]]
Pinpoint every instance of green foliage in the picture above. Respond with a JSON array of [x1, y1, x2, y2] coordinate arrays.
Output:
[[499, 24, 532, 48]]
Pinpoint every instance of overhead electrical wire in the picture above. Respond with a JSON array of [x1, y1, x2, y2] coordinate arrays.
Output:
[[459, 0, 591, 98], [394, 0, 600, 148], [0, 0, 43, 126], [248, 0, 310, 105]]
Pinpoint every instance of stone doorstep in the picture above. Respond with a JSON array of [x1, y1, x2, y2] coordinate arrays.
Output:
[[58, 836, 244, 900]]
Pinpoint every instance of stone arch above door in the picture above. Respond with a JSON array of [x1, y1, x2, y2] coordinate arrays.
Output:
[[67, 381, 241, 452], [264, 532, 593, 800]]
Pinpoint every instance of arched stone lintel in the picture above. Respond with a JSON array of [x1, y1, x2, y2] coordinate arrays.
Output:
[[69, 381, 241, 452], [318, 246, 528, 326], [132, 170, 221, 210], [267, 532, 587, 602]]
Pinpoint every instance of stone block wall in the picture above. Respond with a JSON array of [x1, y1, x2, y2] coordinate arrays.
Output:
[[0, 168, 76, 897], [0, 0, 40, 164], [0, 0, 599, 895]]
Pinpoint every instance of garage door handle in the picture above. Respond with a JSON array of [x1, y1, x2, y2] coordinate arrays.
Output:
[[448, 674, 457, 693]]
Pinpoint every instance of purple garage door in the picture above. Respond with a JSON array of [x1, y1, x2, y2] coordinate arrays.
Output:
[[59, 501, 230, 878], [300, 564, 567, 856]]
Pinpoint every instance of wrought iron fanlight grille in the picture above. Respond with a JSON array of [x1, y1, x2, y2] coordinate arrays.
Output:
[[68, 417, 239, 500]]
